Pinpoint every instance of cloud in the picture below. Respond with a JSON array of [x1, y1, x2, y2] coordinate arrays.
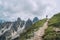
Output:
[[0, 0, 59, 21]]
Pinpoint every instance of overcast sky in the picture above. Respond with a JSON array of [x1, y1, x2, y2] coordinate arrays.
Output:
[[0, 0, 60, 21]]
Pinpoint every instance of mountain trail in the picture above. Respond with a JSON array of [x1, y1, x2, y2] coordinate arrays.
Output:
[[29, 20, 49, 40]]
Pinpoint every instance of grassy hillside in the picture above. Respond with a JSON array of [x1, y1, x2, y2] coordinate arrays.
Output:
[[43, 13, 60, 40], [19, 19, 46, 40], [49, 13, 60, 28]]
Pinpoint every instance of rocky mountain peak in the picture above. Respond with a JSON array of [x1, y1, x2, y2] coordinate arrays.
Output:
[[33, 17, 39, 23]]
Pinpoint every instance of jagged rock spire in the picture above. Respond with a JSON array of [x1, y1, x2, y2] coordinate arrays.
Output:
[[33, 17, 39, 23], [25, 19, 33, 29]]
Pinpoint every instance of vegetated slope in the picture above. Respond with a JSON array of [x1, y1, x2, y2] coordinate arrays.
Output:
[[49, 13, 60, 28], [19, 19, 46, 40], [43, 13, 60, 40], [32, 20, 48, 40]]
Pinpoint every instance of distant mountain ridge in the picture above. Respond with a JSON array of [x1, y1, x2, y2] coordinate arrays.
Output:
[[0, 16, 40, 40], [0, 17, 33, 40]]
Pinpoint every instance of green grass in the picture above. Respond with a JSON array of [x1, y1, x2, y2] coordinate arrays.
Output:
[[19, 19, 46, 40], [43, 26, 60, 40], [43, 13, 60, 40], [32, 19, 46, 31], [43, 26, 56, 40], [49, 13, 60, 28]]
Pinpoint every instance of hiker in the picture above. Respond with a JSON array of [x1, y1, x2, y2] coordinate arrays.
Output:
[[46, 15, 49, 22], [46, 15, 48, 19]]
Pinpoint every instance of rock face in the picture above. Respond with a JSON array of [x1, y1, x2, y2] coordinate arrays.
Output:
[[0, 18, 33, 40], [25, 19, 33, 29], [12, 17, 22, 31], [33, 17, 39, 23]]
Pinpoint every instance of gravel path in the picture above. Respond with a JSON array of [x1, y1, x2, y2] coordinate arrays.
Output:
[[31, 20, 49, 40]]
